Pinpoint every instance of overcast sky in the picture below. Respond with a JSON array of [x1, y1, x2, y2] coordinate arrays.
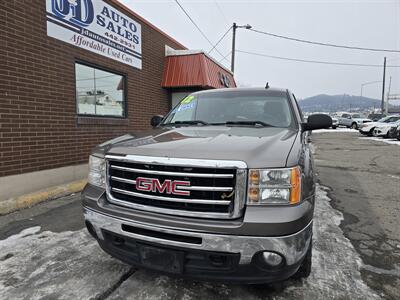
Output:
[[121, 0, 399, 99]]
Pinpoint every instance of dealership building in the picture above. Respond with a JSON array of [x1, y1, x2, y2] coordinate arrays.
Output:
[[0, 0, 235, 203]]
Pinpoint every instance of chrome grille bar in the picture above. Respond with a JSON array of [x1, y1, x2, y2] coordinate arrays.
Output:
[[110, 165, 234, 178], [183, 186, 233, 192], [111, 187, 231, 205], [106, 155, 247, 168], [110, 176, 233, 192], [111, 176, 136, 185], [105, 155, 248, 219]]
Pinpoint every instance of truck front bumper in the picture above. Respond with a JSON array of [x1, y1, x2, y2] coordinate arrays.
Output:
[[84, 207, 312, 283]]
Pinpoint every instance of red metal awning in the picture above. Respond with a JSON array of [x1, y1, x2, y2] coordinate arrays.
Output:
[[161, 51, 236, 89]]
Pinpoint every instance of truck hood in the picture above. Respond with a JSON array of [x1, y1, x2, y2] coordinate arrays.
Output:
[[97, 126, 298, 168]]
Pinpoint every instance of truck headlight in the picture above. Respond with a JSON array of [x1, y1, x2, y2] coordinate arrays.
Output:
[[248, 167, 301, 205], [88, 155, 106, 187]]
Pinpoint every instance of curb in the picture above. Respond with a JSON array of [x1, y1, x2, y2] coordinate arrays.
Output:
[[0, 179, 87, 215]]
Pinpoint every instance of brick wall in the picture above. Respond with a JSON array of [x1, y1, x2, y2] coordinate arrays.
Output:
[[0, 0, 185, 178]]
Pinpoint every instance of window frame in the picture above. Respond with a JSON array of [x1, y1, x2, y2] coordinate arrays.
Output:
[[290, 92, 304, 124], [74, 60, 128, 119]]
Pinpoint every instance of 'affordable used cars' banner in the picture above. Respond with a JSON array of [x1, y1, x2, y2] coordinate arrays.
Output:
[[46, 0, 142, 69]]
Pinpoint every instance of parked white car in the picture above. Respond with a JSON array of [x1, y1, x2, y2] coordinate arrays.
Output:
[[331, 117, 338, 129], [337, 113, 372, 129], [359, 115, 400, 136], [373, 119, 400, 138]]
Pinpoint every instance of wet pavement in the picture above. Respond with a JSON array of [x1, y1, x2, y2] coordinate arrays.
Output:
[[312, 131, 400, 299], [0, 130, 399, 299]]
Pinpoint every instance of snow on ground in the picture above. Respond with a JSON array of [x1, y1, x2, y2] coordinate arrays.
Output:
[[359, 136, 400, 146], [313, 128, 400, 145], [0, 228, 130, 300], [313, 128, 357, 133], [0, 186, 381, 300]]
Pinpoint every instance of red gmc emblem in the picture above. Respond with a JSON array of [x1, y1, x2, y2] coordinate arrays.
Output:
[[135, 177, 190, 196]]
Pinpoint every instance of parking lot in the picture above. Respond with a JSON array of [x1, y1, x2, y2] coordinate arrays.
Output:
[[0, 131, 399, 300]]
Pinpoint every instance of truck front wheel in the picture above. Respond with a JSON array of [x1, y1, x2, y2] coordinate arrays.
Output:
[[291, 240, 312, 279]]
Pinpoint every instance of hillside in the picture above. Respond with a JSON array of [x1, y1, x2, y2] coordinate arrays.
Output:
[[299, 94, 381, 112]]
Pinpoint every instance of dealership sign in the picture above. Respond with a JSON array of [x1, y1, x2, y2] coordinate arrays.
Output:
[[46, 0, 142, 69]]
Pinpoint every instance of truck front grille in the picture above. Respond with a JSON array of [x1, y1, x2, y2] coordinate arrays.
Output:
[[105, 155, 247, 219]]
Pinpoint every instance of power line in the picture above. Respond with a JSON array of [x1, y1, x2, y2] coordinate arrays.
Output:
[[219, 51, 232, 63], [248, 28, 400, 53], [213, 0, 230, 25], [361, 80, 382, 86], [76, 75, 118, 81], [174, 0, 229, 62], [236, 49, 400, 67], [208, 26, 232, 55]]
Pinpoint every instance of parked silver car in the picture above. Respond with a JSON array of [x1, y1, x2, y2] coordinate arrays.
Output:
[[338, 113, 371, 129]]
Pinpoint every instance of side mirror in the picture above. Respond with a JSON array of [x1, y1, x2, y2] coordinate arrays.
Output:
[[150, 115, 164, 127], [302, 114, 332, 131]]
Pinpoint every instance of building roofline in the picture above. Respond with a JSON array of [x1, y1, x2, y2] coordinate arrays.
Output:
[[165, 47, 233, 75], [109, 0, 187, 50], [191, 87, 288, 94]]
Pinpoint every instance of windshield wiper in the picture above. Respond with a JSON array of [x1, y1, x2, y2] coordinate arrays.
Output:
[[225, 121, 274, 127], [161, 120, 209, 126]]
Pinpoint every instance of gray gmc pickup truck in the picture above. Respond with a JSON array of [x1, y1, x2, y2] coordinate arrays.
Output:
[[82, 87, 331, 284]]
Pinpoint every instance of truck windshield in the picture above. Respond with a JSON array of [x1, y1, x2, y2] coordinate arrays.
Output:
[[162, 91, 295, 128]]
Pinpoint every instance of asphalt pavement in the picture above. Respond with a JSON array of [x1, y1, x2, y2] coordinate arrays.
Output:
[[0, 130, 399, 299], [311, 131, 400, 299]]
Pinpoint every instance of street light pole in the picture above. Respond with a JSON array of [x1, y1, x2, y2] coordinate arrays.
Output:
[[360, 81, 382, 112], [230, 23, 252, 73]]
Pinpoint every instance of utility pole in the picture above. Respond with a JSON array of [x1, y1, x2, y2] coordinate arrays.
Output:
[[230, 23, 252, 73], [231, 23, 237, 73], [386, 76, 392, 114], [381, 57, 386, 113]]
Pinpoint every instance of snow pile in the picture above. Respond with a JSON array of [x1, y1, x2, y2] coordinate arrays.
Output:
[[359, 137, 400, 146], [313, 128, 357, 133]]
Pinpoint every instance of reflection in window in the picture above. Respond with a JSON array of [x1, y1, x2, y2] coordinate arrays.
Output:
[[75, 63, 125, 117]]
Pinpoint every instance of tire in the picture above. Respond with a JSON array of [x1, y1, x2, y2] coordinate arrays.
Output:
[[332, 126, 337, 129], [292, 240, 312, 279], [351, 123, 358, 129], [368, 128, 375, 136]]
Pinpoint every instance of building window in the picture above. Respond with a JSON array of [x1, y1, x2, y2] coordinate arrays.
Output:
[[75, 63, 126, 118]]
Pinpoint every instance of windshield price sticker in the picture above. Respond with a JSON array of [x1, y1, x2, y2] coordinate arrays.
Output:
[[177, 102, 195, 112], [181, 96, 194, 104]]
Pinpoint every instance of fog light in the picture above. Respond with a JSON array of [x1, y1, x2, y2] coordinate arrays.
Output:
[[262, 252, 283, 267]]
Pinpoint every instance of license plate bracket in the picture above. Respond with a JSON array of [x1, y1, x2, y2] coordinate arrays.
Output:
[[139, 244, 184, 274]]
